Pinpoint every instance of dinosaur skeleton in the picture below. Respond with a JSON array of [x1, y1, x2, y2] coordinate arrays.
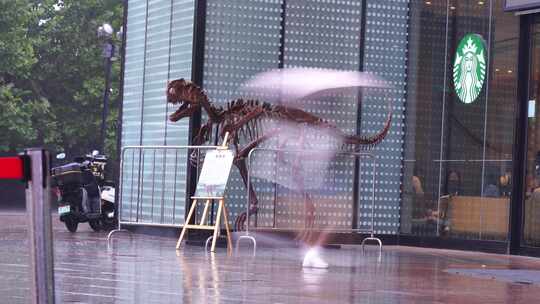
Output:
[[166, 77, 392, 231]]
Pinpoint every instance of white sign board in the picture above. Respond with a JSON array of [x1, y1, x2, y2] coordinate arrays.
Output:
[[194, 149, 234, 198]]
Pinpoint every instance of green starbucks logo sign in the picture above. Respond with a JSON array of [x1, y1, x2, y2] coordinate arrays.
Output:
[[453, 34, 486, 104]]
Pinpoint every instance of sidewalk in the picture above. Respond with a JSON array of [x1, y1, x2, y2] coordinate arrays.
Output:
[[1, 211, 540, 303]]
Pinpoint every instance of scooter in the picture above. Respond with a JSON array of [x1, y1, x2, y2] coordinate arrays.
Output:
[[51, 151, 116, 232]]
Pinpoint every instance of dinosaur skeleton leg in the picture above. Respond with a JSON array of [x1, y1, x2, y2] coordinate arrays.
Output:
[[233, 130, 281, 231], [233, 158, 259, 231], [236, 131, 278, 160]]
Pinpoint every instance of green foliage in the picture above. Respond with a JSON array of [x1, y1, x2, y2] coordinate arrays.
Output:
[[0, 0, 123, 161], [0, 84, 58, 151], [0, 0, 37, 78]]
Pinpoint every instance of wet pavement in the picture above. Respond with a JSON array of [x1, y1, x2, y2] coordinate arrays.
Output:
[[1, 211, 540, 303]]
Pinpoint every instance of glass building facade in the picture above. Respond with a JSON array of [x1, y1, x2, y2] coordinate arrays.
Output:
[[121, 0, 540, 255], [402, 1, 518, 242]]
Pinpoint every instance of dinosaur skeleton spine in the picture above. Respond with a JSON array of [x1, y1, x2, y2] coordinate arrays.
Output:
[[166, 78, 392, 230]]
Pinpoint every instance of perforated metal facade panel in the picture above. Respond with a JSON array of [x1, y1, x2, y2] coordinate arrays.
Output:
[[360, 1, 408, 234], [202, 0, 407, 233], [203, 0, 283, 224], [274, 0, 363, 230], [121, 0, 194, 225]]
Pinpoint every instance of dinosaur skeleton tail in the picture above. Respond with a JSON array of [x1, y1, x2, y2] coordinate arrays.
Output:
[[343, 100, 393, 150]]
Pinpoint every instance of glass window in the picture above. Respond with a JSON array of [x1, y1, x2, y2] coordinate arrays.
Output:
[[402, 0, 519, 241], [523, 16, 540, 247]]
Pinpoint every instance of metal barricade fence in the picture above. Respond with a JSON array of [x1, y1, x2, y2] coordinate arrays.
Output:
[[108, 145, 218, 240], [108, 145, 382, 253], [237, 148, 381, 253]]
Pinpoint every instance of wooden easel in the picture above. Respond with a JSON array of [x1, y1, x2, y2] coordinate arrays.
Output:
[[176, 196, 233, 253], [176, 133, 233, 253]]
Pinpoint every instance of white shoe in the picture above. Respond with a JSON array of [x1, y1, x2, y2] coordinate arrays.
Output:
[[302, 248, 329, 269]]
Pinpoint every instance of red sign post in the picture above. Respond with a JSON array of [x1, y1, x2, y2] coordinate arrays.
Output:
[[0, 156, 28, 180], [0, 150, 54, 304]]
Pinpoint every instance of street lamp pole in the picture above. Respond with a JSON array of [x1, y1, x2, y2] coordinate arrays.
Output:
[[101, 43, 114, 152], [98, 23, 115, 153]]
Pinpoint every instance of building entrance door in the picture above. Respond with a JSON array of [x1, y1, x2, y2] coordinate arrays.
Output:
[[521, 15, 540, 251]]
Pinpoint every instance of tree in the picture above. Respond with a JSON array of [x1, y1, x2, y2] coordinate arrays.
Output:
[[0, 0, 123, 159], [0, 0, 54, 151]]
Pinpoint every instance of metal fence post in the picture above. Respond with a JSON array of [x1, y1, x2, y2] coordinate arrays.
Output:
[[25, 148, 55, 304]]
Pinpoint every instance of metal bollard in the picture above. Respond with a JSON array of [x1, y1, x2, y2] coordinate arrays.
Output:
[[25, 148, 55, 304]]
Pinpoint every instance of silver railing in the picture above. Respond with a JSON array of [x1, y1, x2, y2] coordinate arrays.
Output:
[[236, 147, 381, 254], [107, 145, 218, 241]]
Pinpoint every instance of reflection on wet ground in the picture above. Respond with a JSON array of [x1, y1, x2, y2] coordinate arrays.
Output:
[[1, 211, 540, 303]]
